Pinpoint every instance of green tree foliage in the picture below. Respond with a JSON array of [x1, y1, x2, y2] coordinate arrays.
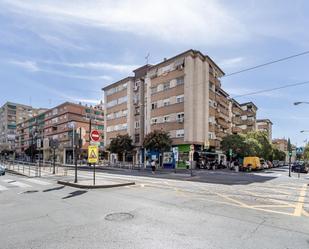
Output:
[[246, 131, 272, 159], [243, 137, 262, 157], [143, 130, 172, 152], [221, 131, 274, 160], [303, 143, 309, 160], [108, 134, 134, 161], [221, 134, 246, 157], [272, 147, 286, 161]]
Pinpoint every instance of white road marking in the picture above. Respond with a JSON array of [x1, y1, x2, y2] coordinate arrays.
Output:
[[0, 184, 8, 191], [2, 179, 31, 188], [23, 178, 51, 186]]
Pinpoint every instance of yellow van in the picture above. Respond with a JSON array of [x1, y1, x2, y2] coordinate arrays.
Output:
[[243, 157, 261, 171]]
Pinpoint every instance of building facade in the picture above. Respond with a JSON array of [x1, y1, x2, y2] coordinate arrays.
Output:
[[15, 102, 104, 163], [103, 50, 232, 164], [256, 119, 273, 141], [0, 102, 46, 153]]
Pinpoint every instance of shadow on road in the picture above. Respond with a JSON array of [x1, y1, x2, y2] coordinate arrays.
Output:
[[62, 190, 87, 199], [43, 186, 65, 192]]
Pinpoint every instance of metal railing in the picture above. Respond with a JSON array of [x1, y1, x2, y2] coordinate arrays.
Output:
[[0, 159, 69, 177]]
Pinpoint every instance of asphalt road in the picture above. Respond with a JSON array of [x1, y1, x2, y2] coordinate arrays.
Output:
[[0, 166, 308, 249]]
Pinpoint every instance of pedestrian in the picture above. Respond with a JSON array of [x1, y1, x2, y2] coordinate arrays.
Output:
[[151, 160, 156, 174]]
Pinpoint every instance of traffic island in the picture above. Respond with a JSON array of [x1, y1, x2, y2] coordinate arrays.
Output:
[[57, 179, 135, 189]]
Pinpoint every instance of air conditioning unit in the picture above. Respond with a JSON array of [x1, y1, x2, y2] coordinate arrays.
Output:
[[177, 118, 184, 123]]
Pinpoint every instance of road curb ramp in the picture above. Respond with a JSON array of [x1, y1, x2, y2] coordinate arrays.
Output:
[[57, 180, 135, 189]]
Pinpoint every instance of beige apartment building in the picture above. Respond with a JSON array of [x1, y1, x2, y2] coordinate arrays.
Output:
[[0, 101, 46, 153], [16, 102, 104, 163], [103, 50, 233, 165], [256, 119, 273, 141]]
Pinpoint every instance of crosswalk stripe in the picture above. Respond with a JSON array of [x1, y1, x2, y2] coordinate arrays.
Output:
[[23, 178, 51, 186], [0, 184, 8, 191], [2, 179, 31, 188]]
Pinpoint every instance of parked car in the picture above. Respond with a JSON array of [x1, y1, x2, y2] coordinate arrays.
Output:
[[291, 163, 308, 173], [0, 165, 6, 176], [272, 160, 279, 167], [260, 159, 268, 169]]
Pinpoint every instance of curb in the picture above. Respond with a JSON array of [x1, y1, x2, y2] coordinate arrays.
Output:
[[57, 180, 135, 189], [6, 169, 30, 178]]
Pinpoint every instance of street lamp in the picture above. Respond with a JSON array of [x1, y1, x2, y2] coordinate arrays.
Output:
[[300, 130, 309, 133], [294, 101, 309, 105]]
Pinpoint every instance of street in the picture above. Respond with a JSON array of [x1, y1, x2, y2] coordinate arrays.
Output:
[[0, 167, 308, 249]]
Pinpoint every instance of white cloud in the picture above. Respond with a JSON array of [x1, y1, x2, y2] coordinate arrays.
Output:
[[9, 60, 39, 72], [218, 57, 245, 69], [8, 59, 112, 81], [2, 0, 249, 46], [41, 60, 138, 74], [39, 34, 86, 50]]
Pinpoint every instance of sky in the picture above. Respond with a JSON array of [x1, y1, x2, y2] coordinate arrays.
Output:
[[0, 0, 309, 146]]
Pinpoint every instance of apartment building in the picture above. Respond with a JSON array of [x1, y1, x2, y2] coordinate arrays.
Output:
[[256, 119, 273, 141], [0, 101, 46, 153], [272, 138, 295, 162], [15, 102, 104, 163], [231, 99, 244, 134], [238, 102, 258, 133], [103, 50, 231, 164]]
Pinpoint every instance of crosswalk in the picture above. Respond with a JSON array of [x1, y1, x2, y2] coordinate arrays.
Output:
[[0, 177, 52, 193]]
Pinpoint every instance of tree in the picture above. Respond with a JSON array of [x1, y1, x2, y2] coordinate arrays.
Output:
[[143, 130, 172, 165], [303, 143, 309, 160], [221, 134, 246, 158], [108, 134, 134, 162], [272, 147, 286, 161], [246, 131, 273, 160], [243, 137, 262, 157]]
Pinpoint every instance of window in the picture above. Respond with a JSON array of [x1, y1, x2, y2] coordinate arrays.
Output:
[[176, 129, 184, 138], [107, 113, 113, 120], [163, 115, 170, 123], [107, 99, 117, 108], [176, 95, 184, 103], [151, 118, 158, 124], [208, 116, 215, 123], [135, 134, 140, 143], [151, 102, 157, 110], [122, 110, 128, 117], [118, 96, 128, 104], [151, 86, 157, 94], [208, 132, 215, 139], [163, 98, 170, 107], [135, 121, 140, 129], [177, 113, 184, 122], [163, 82, 170, 90], [107, 126, 113, 132], [176, 77, 184, 85]]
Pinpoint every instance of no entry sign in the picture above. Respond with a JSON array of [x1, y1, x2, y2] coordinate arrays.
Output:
[[90, 130, 100, 142]]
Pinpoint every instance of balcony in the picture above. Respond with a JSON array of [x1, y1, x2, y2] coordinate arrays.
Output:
[[232, 116, 242, 125], [232, 127, 242, 133], [217, 118, 230, 129]]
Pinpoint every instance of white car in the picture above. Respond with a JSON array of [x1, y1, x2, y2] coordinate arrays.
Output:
[[0, 165, 6, 175]]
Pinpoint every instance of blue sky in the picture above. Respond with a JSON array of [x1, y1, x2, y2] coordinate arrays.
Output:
[[0, 0, 309, 145]]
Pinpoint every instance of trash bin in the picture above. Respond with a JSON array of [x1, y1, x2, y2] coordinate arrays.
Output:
[[235, 165, 239, 172]]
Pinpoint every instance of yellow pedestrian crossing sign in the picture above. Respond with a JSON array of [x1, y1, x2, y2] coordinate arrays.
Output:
[[88, 145, 98, 164]]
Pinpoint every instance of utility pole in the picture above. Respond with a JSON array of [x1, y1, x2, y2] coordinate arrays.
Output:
[[288, 138, 292, 177], [140, 78, 145, 166]]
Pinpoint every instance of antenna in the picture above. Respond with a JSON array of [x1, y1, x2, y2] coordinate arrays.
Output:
[[145, 53, 150, 64]]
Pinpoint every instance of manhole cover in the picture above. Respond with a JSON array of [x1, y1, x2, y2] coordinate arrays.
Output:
[[19, 190, 39, 194], [105, 212, 134, 221]]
